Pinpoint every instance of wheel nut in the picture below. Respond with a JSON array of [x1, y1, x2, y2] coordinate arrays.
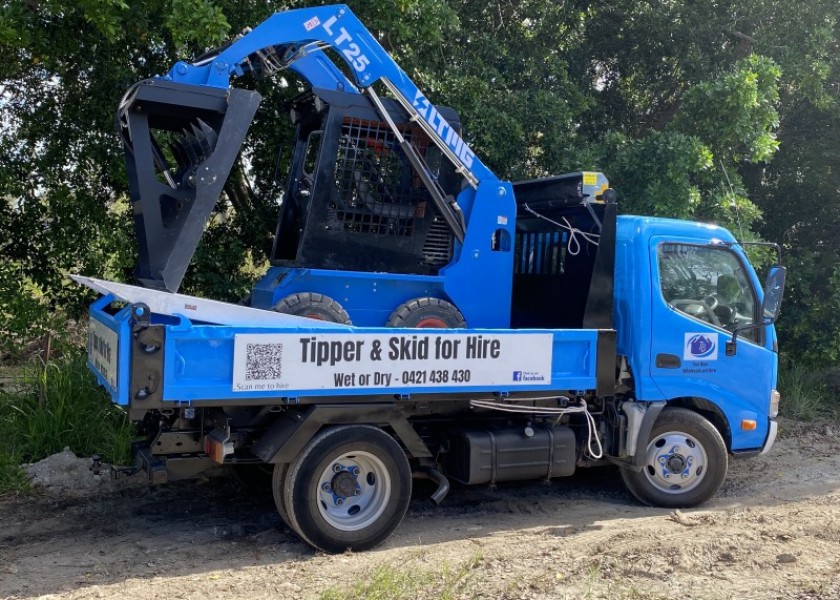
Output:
[[352, 466, 360, 476], [335, 497, 344, 506], [322, 483, 331, 492], [333, 463, 343, 473], [354, 487, 361, 496]]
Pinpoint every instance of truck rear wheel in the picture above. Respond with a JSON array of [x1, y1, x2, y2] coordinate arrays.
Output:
[[386, 297, 466, 328], [621, 408, 727, 508], [271, 463, 292, 529], [273, 292, 352, 324], [283, 425, 412, 553]]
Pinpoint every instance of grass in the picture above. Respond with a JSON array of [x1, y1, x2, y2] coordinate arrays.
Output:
[[0, 352, 134, 494], [317, 552, 685, 600], [319, 551, 484, 600], [777, 359, 829, 421], [0, 449, 30, 495]]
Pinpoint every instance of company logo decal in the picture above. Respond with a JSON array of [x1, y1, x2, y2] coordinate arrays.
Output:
[[684, 333, 718, 361], [413, 90, 476, 170]]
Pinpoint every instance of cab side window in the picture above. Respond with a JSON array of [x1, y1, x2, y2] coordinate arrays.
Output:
[[658, 244, 758, 342]]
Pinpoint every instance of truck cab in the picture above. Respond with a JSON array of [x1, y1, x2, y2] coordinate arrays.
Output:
[[615, 216, 779, 455]]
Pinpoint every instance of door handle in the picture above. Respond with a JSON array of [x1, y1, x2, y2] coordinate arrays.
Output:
[[656, 353, 681, 369]]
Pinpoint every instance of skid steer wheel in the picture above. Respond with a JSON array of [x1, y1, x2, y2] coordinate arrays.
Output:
[[386, 297, 466, 328], [621, 408, 728, 508], [273, 292, 352, 324], [283, 425, 412, 553]]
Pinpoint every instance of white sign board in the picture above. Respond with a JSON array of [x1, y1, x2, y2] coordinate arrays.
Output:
[[88, 319, 119, 389], [232, 332, 553, 393]]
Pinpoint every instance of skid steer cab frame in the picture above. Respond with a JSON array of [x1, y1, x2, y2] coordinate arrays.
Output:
[[118, 4, 613, 328]]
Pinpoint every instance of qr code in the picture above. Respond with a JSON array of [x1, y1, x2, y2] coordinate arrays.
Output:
[[245, 343, 283, 381]]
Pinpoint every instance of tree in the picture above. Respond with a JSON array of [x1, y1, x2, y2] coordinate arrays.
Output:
[[0, 0, 239, 352]]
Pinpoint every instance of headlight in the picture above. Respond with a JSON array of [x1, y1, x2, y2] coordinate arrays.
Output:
[[770, 389, 780, 418]]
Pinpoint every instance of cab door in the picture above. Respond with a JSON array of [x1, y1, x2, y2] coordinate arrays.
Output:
[[648, 239, 776, 451]]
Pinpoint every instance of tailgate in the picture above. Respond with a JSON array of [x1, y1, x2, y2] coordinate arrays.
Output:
[[87, 294, 131, 406]]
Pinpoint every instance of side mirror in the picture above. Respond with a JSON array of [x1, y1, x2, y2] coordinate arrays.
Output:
[[760, 265, 786, 323], [725, 265, 786, 356]]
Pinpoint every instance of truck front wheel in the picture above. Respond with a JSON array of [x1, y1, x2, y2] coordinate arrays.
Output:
[[621, 408, 727, 508], [283, 425, 412, 553]]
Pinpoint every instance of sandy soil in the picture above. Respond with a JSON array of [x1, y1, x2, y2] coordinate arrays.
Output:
[[2, 417, 840, 600]]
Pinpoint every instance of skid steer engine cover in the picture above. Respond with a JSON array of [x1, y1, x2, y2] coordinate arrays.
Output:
[[118, 79, 261, 292]]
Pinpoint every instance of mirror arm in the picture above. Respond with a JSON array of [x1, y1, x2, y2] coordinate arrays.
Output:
[[725, 320, 771, 356]]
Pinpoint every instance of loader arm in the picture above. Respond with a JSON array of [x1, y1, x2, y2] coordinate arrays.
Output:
[[165, 4, 497, 188]]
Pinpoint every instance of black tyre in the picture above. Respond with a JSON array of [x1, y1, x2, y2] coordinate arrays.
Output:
[[386, 297, 466, 328], [271, 463, 292, 529], [284, 425, 412, 553], [273, 292, 352, 324], [621, 408, 727, 508]]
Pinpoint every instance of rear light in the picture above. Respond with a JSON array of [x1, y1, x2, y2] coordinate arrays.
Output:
[[770, 389, 780, 418], [204, 429, 234, 463]]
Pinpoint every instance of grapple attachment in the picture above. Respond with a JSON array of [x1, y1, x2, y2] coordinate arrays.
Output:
[[118, 79, 261, 291]]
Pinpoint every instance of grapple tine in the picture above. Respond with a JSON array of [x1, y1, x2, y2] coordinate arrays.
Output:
[[190, 123, 212, 157], [168, 140, 189, 171], [181, 128, 201, 163], [197, 118, 219, 151]]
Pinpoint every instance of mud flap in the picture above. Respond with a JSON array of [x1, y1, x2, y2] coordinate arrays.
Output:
[[118, 79, 261, 292]]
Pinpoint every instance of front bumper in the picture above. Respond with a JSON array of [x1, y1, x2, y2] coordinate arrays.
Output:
[[760, 419, 778, 455]]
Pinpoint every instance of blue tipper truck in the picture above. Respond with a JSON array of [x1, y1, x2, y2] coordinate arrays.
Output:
[[78, 5, 786, 552]]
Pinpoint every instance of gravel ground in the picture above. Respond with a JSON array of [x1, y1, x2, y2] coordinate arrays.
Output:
[[2, 417, 839, 599]]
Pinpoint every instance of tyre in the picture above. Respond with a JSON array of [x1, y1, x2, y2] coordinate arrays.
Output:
[[271, 463, 292, 529], [386, 297, 466, 328], [621, 408, 727, 508], [284, 425, 412, 553], [273, 292, 352, 324]]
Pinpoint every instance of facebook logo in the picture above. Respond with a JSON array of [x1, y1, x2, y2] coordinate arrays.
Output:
[[512, 371, 522, 381]]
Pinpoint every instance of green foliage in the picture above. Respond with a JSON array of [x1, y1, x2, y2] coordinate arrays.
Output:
[[778, 264, 840, 368], [596, 130, 712, 220], [777, 359, 829, 421], [0, 0, 249, 354], [0, 353, 134, 466], [677, 55, 781, 164], [0, 265, 61, 360], [165, 0, 229, 50], [320, 564, 425, 600], [319, 552, 484, 600], [181, 214, 269, 302], [586, 55, 779, 238], [0, 450, 30, 496]]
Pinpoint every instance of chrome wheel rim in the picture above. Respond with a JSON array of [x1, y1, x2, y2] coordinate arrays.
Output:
[[316, 451, 391, 532], [643, 431, 708, 495]]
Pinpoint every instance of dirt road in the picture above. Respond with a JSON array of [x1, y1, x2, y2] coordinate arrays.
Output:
[[2, 418, 840, 600]]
